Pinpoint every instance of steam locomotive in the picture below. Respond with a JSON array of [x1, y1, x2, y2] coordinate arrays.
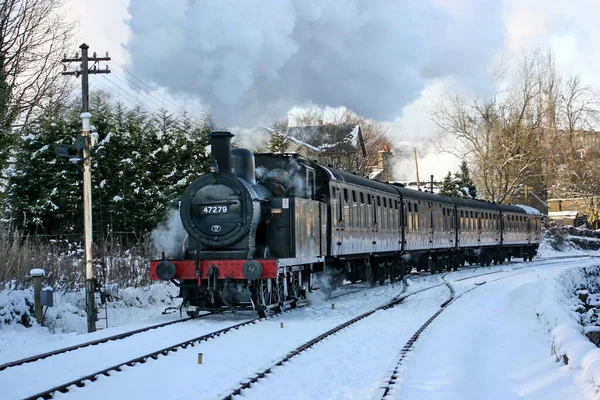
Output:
[[150, 132, 542, 317]]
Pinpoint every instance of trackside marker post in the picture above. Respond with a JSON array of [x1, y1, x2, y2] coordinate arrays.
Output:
[[30, 269, 45, 324]]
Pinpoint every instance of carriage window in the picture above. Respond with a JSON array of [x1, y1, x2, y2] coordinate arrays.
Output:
[[377, 196, 381, 206], [332, 187, 337, 197], [415, 204, 419, 213], [368, 194, 372, 205], [344, 188, 349, 202], [360, 192, 364, 204], [408, 202, 412, 212], [352, 190, 357, 202], [383, 198, 387, 207]]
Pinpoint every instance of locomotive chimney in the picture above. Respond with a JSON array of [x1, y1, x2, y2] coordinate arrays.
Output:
[[210, 131, 234, 173]]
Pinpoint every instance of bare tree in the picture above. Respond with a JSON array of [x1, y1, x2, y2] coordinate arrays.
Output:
[[432, 49, 566, 203], [0, 0, 74, 177]]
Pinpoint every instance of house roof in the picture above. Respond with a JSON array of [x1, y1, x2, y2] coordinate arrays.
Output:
[[548, 211, 579, 218], [285, 124, 366, 157]]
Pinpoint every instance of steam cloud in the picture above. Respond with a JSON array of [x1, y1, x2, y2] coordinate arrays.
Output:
[[125, 0, 503, 127], [150, 209, 187, 259]]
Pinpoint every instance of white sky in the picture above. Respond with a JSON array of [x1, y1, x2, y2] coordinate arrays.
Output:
[[64, 0, 600, 180]]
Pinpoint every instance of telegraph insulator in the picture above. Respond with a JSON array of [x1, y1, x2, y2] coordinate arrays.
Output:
[[93, 52, 97, 57], [106, 52, 109, 57], [75, 52, 79, 58]]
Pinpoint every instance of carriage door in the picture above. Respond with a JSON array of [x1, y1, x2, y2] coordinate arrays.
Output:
[[332, 184, 344, 256], [428, 202, 434, 249]]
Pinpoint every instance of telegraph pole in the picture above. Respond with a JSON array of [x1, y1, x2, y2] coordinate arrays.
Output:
[[61, 43, 111, 333], [413, 147, 420, 191]]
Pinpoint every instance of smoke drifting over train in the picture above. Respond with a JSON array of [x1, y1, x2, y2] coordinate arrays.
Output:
[[125, 0, 503, 127]]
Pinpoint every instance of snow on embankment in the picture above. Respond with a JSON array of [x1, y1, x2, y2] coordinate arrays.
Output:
[[0, 283, 178, 333], [546, 266, 600, 399]]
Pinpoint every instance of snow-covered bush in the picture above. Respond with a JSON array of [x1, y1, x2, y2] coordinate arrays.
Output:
[[0, 290, 35, 327], [0, 282, 178, 333], [543, 221, 568, 251], [0, 228, 153, 291]]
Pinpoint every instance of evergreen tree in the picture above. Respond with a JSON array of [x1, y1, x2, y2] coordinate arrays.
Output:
[[438, 161, 478, 199], [4, 100, 83, 234], [439, 171, 460, 197], [267, 130, 289, 153], [265, 118, 289, 153], [4, 89, 212, 237], [455, 160, 477, 199]]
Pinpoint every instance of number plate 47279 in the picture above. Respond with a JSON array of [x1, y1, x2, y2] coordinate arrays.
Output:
[[202, 205, 228, 214]]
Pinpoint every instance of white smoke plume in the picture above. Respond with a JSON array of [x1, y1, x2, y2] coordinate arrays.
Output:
[[125, 0, 504, 127], [150, 209, 187, 259]]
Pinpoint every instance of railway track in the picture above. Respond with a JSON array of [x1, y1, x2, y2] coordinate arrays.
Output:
[[10, 256, 585, 399], [0, 314, 203, 373], [19, 316, 262, 400], [4, 278, 400, 399], [220, 273, 447, 400], [373, 263, 576, 399], [13, 278, 410, 400], [220, 258, 578, 400]]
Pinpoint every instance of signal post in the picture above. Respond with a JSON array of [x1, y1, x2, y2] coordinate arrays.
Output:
[[60, 43, 110, 333]]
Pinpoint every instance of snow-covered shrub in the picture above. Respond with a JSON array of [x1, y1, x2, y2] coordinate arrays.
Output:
[[0, 290, 35, 327], [0, 229, 153, 291], [543, 221, 568, 251], [555, 266, 600, 327]]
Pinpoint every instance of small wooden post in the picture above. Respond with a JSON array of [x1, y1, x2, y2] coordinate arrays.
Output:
[[30, 269, 45, 325], [198, 353, 203, 364], [280, 322, 284, 328]]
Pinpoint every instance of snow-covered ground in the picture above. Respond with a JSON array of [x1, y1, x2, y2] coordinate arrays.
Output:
[[1, 240, 600, 399]]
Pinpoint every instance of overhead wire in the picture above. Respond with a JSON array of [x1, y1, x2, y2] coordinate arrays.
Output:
[[109, 61, 207, 124], [107, 62, 207, 129], [89, 77, 188, 133], [98, 74, 203, 133]]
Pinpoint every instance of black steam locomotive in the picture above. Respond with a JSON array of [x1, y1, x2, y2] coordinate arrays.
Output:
[[150, 132, 542, 317]]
